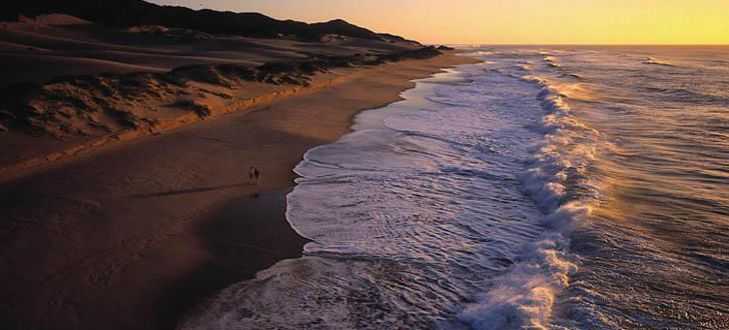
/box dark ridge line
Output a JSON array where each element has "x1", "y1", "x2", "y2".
[{"x1": 4, "y1": 0, "x2": 417, "y2": 43}]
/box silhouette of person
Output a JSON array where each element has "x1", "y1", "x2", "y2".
[{"x1": 249, "y1": 166, "x2": 261, "y2": 185}]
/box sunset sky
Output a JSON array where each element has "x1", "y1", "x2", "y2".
[{"x1": 149, "y1": 0, "x2": 729, "y2": 45}]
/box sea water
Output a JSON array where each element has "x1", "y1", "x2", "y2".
[{"x1": 183, "y1": 46, "x2": 729, "y2": 329}]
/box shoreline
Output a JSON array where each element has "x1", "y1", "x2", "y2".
[{"x1": 0, "y1": 53, "x2": 479, "y2": 329}]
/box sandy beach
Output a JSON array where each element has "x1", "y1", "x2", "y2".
[
  {"x1": 5, "y1": 1, "x2": 728, "y2": 329},
  {"x1": 0, "y1": 52, "x2": 476, "y2": 329}
]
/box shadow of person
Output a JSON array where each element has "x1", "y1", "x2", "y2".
[{"x1": 129, "y1": 182, "x2": 252, "y2": 199}]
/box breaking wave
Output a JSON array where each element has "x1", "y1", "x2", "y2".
[
  {"x1": 544, "y1": 56, "x2": 561, "y2": 68},
  {"x1": 458, "y1": 65, "x2": 603, "y2": 329},
  {"x1": 642, "y1": 56, "x2": 674, "y2": 67}
]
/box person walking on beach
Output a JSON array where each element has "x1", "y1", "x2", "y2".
[
  {"x1": 249, "y1": 166, "x2": 261, "y2": 185},
  {"x1": 249, "y1": 166, "x2": 261, "y2": 198}
]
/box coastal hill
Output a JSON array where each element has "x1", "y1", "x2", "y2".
[{"x1": 4, "y1": 0, "x2": 411, "y2": 42}]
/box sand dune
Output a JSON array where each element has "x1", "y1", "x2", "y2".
[
  {"x1": 0, "y1": 18, "x2": 440, "y2": 180},
  {"x1": 0, "y1": 16, "x2": 420, "y2": 87}
]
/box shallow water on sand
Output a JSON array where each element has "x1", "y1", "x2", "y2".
[{"x1": 183, "y1": 47, "x2": 729, "y2": 329}]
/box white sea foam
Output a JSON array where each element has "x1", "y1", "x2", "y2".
[
  {"x1": 458, "y1": 230, "x2": 579, "y2": 330},
  {"x1": 642, "y1": 56, "x2": 674, "y2": 67},
  {"x1": 464, "y1": 50, "x2": 495, "y2": 57},
  {"x1": 544, "y1": 56, "x2": 562, "y2": 68},
  {"x1": 458, "y1": 56, "x2": 602, "y2": 329}
]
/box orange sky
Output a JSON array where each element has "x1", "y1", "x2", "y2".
[{"x1": 150, "y1": 0, "x2": 729, "y2": 44}]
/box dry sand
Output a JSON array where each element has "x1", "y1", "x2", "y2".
[{"x1": 0, "y1": 53, "x2": 478, "y2": 330}]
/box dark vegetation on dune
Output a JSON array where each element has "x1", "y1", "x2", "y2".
[
  {"x1": 0, "y1": 47, "x2": 442, "y2": 137},
  {"x1": 4, "y1": 0, "x2": 412, "y2": 42}
]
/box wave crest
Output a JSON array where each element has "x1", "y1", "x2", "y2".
[
  {"x1": 544, "y1": 56, "x2": 562, "y2": 68},
  {"x1": 642, "y1": 56, "x2": 675, "y2": 67}
]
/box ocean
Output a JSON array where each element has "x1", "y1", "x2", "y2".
[{"x1": 182, "y1": 46, "x2": 729, "y2": 329}]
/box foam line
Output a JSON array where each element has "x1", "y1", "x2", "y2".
[{"x1": 459, "y1": 60, "x2": 603, "y2": 329}]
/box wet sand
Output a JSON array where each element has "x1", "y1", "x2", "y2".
[{"x1": 0, "y1": 53, "x2": 478, "y2": 330}]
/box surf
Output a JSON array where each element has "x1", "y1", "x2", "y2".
[{"x1": 182, "y1": 52, "x2": 572, "y2": 329}]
